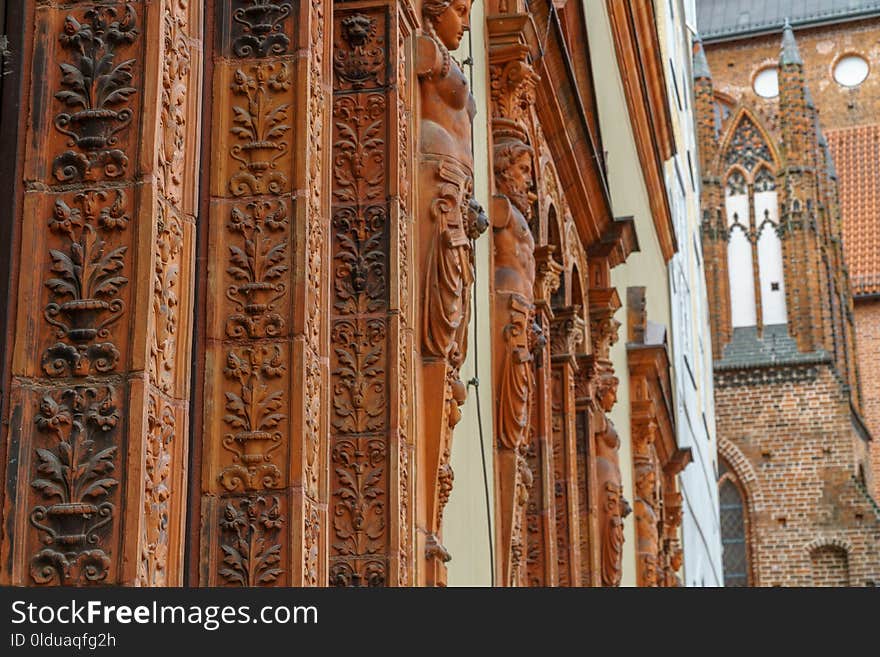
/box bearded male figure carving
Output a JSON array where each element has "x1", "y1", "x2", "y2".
[
  {"x1": 417, "y1": 0, "x2": 487, "y2": 582},
  {"x1": 594, "y1": 373, "x2": 631, "y2": 587},
  {"x1": 492, "y1": 130, "x2": 537, "y2": 586}
]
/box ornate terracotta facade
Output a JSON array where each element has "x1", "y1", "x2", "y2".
[{"x1": 0, "y1": 0, "x2": 688, "y2": 587}]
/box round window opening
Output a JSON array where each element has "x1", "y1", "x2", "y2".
[
  {"x1": 753, "y1": 67, "x2": 779, "y2": 98},
  {"x1": 834, "y1": 55, "x2": 869, "y2": 87}
]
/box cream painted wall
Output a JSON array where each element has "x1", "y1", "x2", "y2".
[
  {"x1": 444, "y1": 1, "x2": 496, "y2": 587},
  {"x1": 584, "y1": 0, "x2": 672, "y2": 588},
  {"x1": 655, "y1": 0, "x2": 723, "y2": 586}
]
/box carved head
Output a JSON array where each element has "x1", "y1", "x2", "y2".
[
  {"x1": 423, "y1": 0, "x2": 472, "y2": 51},
  {"x1": 494, "y1": 138, "x2": 535, "y2": 217},
  {"x1": 596, "y1": 372, "x2": 619, "y2": 413},
  {"x1": 634, "y1": 457, "x2": 656, "y2": 500},
  {"x1": 341, "y1": 14, "x2": 375, "y2": 47}
]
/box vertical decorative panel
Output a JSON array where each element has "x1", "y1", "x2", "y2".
[
  {"x1": 1, "y1": 0, "x2": 201, "y2": 586},
  {"x1": 199, "y1": 0, "x2": 329, "y2": 587},
  {"x1": 329, "y1": 1, "x2": 415, "y2": 587}
]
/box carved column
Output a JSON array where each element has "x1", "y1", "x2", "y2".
[
  {"x1": 549, "y1": 306, "x2": 584, "y2": 586},
  {"x1": 328, "y1": 0, "x2": 417, "y2": 587},
  {"x1": 588, "y1": 288, "x2": 629, "y2": 587},
  {"x1": 632, "y1": 418, "x2": 660, "y2": 587},
  {"x1": 1, "y1": 0, "x2": 201, "y2": 586},
  {"x1": 197, "y1": 0, "x2": 329, "y2": 587},
  {"x1": 525, "y1": 245, "x2": 562, "y2": 586},
  {"x1": 487, "y1": 12, "x2": 539, "y2": 587},
  {"x1": 415, "y1": 0, "x2": 487, "y2": 586}
]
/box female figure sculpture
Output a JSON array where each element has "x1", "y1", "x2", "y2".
[{"x1": 416, "y1": 0, "x2": 487, "y2": 585}]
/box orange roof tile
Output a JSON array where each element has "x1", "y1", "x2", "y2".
[{"x1": 827, "y1": 124, "x2": 880, "y2": 296}]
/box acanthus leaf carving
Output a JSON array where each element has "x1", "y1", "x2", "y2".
[
  {"x1": 229, "y1": 63, "x2": 292, "y2": 197},
  {"x1": 29, "y1": 386, "x2": 119, "y2": 585},
  {"x1": 219, "y1": 345, "x2": 286, "y2": 492},
  {"x1": 225, "y1": 200, "x2": 289, "y2": 339},
  {"x1": 331, "y1": 438, "x2": 386, "y2": 563},
  {"x1": 332, "y1": 93, "x2": 386, "y2": 204},
  {"x1": 331, "y1": 318, "x2": 386, "y2": 434},
  {"x1": 139, "y1": 391, "x2": 175, "y2": 587},
  {"x1": 43, "y1": 191, "x2": 130, "y2": 378},
  {"x1": 53, "y1": 3, "x2": 139, "y2": 182},
  {"x1": 219, "y1": 495, "x2": 285, "y2": 586}
]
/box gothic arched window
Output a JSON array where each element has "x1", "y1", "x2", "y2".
[
  {"x1": 722, "y1": 113, "x2": 785, "y2": 330},
  {"x1": 718, "y1": 460, "x2": 751, "y2": 587}
]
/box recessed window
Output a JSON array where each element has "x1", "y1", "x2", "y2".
[
  {"x1": 753, "y1": 67, "x2": 779, "y2": 98},
  {"x1": 834, "y1": 55, "x2": 869, "y2": 87}
]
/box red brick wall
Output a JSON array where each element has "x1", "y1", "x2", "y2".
[
  {"x1": 704, "y1": 18, "x2": 880, "y2": 135},
  {"x1": 810, "y1": 545, "x2": 850, "y2": 586},
  {"x1": 855, "y1": 299, "x2": 880, "y2": 500},
  {"x1": 715, "y1": 365, "x2": 880, "y2": 586}
]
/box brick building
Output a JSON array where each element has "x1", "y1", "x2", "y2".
[{"x1": 696, "y1": 1, "x2": 880, "y2": 585}]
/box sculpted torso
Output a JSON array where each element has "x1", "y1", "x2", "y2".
[
  {"x1": 417, "y1": 0, "x2": 476, "y2": 166},
  {"x1": 493, "y1": 141, "x2": 536, "y2": 300}
]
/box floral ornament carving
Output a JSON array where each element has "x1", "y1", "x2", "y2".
[
  {"x1": 489, "y1": 59, "x2": 538, "y2": 127},
  {"x1": 334, "y1": 13, "x2": 385, "y2": 90},
  {"x1": 331, "y1": 319, "x2": 386, "y2": 434},
  {"x1": 333, "y1": 93, "x2": 386, "y2": 204},
  {"x1": 225, "y1": 200, "x2": 289, "y2": 339},
  {"x1": 333, "y1": 206, "x2": 386, "y2": 315},
  {"x1": 329, "y1": 559, "x2": 386, "y2": 588},
  {"x1": 53, "y1": 3, "x2": 139, "y2": 182},
  {"x1": 139, "y1": 392, "x2": 175, "y2": 587},
  {"x1": 331, "y1": 438, "x2": 386, "y2": 565},
  {"x1": 43, "y1": 191, "x2": 129, "y2": 378},
  {"x1": 219, "y1": 496, "x2": 284, "y2": 586},
  {"x1": 29, "y1": 387, "x2": 119, "y2": 585},
  {"x1": 158, "y1": 0, "x2": 191, "y2": 205},
  {"x1": 232, "y1": 1, "x2": 292, "y2": 58},
  {"x1": 150, "y1": 204, "x2": 183, "y2": 393},
  {"x1": 220, "y1": 345, "x2": 286, "y2": 492},
  {"x1": 303, "y1": 503, "x2": 320, "y2": 587},
  {"x1": 229, "y1": 63, "x2": 291, "y2": 196}
]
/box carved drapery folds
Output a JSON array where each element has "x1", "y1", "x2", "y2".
[
  {"x1": 198, "y1": 0, "x2": 328, "y2": 587},
  {"x1": 1, "y1": 0, "x2": 200, "y2": 586},
  {"x1": 416, "y1": 0, "x2": 487, "y2": 586},
  {"x1": 588, "y1": 288, "x2": 629, "y2": 587},
  {"x1": 489, "y1": 33, "x2": 539, "y2": 587}
]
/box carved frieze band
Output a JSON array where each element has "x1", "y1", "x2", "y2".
[
  {"x1": 330, "y1": 5, "x2": 392, "y2": 587},
  {"x1": 204, "y1": 0, "x2": 299, "y2": 587}
]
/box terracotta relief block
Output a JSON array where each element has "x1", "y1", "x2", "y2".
[
  {"x1": 216, "y1": 493, "x2": 289, "y2": 587},
  {"x1": 22, "y1": 383, "x2": 125, "y2": 586},
  {"x1": 30, "y1": 3, "x2": 144, "y2": 186},
  {"x1": 205, "y1": 197, "x2": 294, "y2": 342},
  {"x1": 35, "y1": 190, "x2": 134, "y2": 380},
  {"x1": 2, "y1": 0, "x2": 201, "y2": 587}
]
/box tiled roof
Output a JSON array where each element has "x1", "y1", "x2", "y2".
[
  {"x1": 716, "y1": 324, "x2": 831, "y2": 369},
  {"x1": 697, "y1": 0, "x2": 880, "y2": 41},
  {"x1": 827, "y1": 124, "x2": 880, "y2": 296}
]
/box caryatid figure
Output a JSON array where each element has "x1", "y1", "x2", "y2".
[
  {"x1": 416, "y1": 0, "x2": 487, "y2": 581},
  {"x1": 594, "y1": 372, "x2": 631, "y2": 587},
  {"x1": 634, "y1": 453, "x2": 660, "y2": 587},
  {"x1": 492, "y1": 127, "x2": 537, "y2": 586}
]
